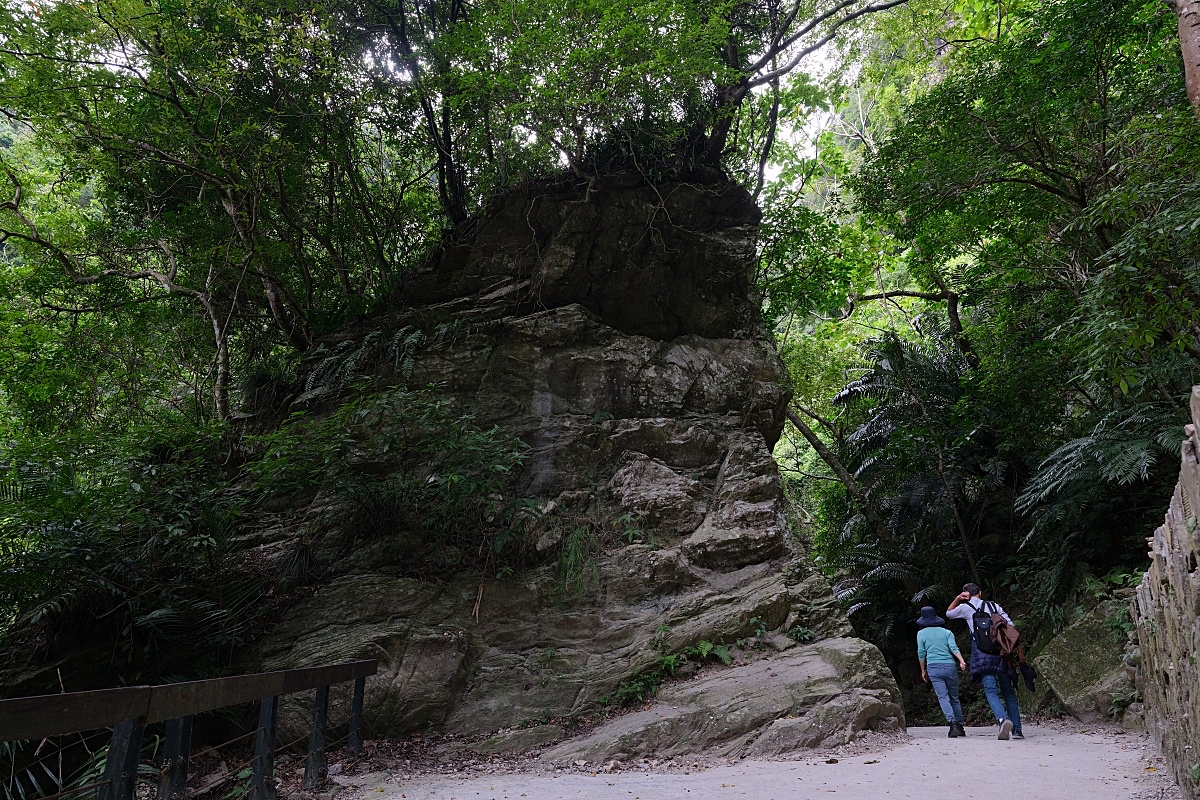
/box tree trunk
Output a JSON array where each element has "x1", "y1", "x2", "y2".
[
  {"x1": 702, "y1": 83, "x2": 749, "y2": 164},
  {"x1": 1178, "y1": 0, "x2": 1200, "y2": 113},
  {"x1": 785, "y1": 407, "x2": 865, "y2": 505},
  {"x1": 204, "y1": 301, "x2": 232, "y2": 421},
  {"x1": 929, "y1": 275, "x2": 981, "y2": 370},
  {"x1": 260, "y1": 275, "x2": 312, "y2": 352},
  {"x1": 785, "y1": 407, "x2": 921, "y2": 595}
]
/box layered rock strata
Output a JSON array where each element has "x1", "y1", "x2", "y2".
[
  {"x1": 542, "y1": 637, "x2": 902, "y2": 761},
  {"x1": 1133, "y1": 386, "x2": 1200, "y2": 799},
  {"x1": 251, "y1": 171, "x2": 902, "y2": 753}
]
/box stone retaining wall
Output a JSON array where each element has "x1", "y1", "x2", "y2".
[{"x1": 1133, "y1": 386, "x2": 1200, "y2": 799}]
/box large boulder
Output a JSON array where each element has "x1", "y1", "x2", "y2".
[
  {"x1": 399, "y1": 169, "x2": 762, "y2": 342},
  {"x1": 1032, "y1": 599, "x2": 1134, "y2": 723},
  {"x1": 541, "y1": 638, "x2": 902, "y2": 762},
  {"x1": 249, "y1": 172, "x2": 903, "y2": 754}
]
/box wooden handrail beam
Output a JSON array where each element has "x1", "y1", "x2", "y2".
[
  {"x1": 0, "y1": 660, "x2": 377, "y2": 741},
  {"x1": 144, "y1": 673, "x2": 287, "y2": 726},
  {"x1": 0, "y1": 686, "x2": 152, "y2": 742},
  {"x1": 280, "y1": 661, "x2": 375, "y2": 695}
]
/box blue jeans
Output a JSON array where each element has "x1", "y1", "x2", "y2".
[
  {"x1": 927, "y1": 662, "x2": 964, "y2": 724},
  {"x1": 982, "y1": 672, "x2": 1022, "y2": 732}
]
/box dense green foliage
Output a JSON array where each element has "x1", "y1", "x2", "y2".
[
  {"x1": 0, "y1": 0, "x2": 911, "y2": 694},
  {"x1": 0, "y1": 389, "x2": 525, "y2": 688},
  {"x1": 0, "y1": 0, "x2": 1198, "y2": 758},
  {"x1": 774, "y1": 0, "x2": 1198, "y2": 662},
  {"x1": 0, "y1": 0, "x2": 903, "y2": 423}
]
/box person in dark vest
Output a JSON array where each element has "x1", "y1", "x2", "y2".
[
  {"x1": 916, "y1": 606, "x2": 968, "y2": 737},
  {"x1": 947, "y1": 582, "x2": 1024, "y2": 740}
]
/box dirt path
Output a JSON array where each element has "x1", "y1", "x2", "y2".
[{"x1": 346, "y1": 725, "x2": 1181, "y2": 800}]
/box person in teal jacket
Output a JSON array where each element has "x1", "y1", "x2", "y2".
[{"x1": 917, "y1": 606, "x2": 968, "y2": 738}]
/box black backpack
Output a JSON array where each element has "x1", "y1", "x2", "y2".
[{"x1": 969, "y1": 600, "x2": 1002, "y2": 655}]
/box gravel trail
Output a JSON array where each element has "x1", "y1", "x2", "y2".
[{"x1": 353, "y1": 725, "x2": 1181, "y2": 800}]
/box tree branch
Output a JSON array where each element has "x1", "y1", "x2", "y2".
[
  {"x1": 928, "y1": 273, "x2": 981, "y2": 370},
  {"x1": 838, "y1": 289, "x2": 949, "y2": 320},
  {"x1": 779, "y1": 466, "x2": 843, "y2": 483},
  {"x1": 856, "y1": 289, "x2": 949, "y2": 302},
  {"x1": 785, "y1": 406, "x2": 915, "y2": 590},
  {"x1": 786, "y1": 407, "x2": 867, "y2": 506},
  {"x1": 794, "y1": 402, "x2": 840, "y2": 437},
  {"x1": 750, "y1": 0, "x2": 912, "y2": 87}
]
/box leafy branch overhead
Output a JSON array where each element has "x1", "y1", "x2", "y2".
[{"x1": 0, "y1": 0, "x2": 917, "y2": 423}]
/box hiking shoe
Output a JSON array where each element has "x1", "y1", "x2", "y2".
[
  {"x1": 998, "y1": 719, "x2": 1013, "y2": 740},
  {"x1": 1012, "y1": 731, "x2": 1024, "y2": 740},
  {"x1": 954, "y1": 722, "x2": 967, "y2": 737},
  {"x1": 948, "y1": 724, "x2": 959, "y2": 738}
]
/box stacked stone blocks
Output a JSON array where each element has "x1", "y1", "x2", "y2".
[{"x1": 1134, "y1": 386, "x2": 1200, "y2": 799}]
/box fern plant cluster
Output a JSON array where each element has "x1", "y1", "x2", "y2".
[{"x1": 791, "y1": 324, "x2": 1181, "y2": 658}]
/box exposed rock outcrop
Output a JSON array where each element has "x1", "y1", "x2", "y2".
[
  {"x1": 541, "y1": 638, "x2": 902, "y2": 762},
  {"x1": 1133, "y1": 386, "x2": 1200, "y2": 799},
  {"x1": 251, "y1": 171, "x2": 902, "y2": 753}
]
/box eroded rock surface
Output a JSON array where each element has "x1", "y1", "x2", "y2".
[{"x1": 250, "y1": 171, "x2": 902, "y2": 753}]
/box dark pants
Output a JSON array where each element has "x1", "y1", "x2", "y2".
[{"x1": 927, "y1": 662, "x2": 964, "y2": 724}]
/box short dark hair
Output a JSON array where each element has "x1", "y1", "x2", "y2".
[{"x1": 963, "y1": 582, "x2": 981, "y2": 596}]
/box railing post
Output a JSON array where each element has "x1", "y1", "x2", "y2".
[
  {"x1": 249, "y1": 696, "x2": 277, "y2": 800},
  {"x1": 347, "y1": 676, "x2": 366, "y2": 757},
  {"x1": 99, "y1": 719, "x2": 144, "y2": 800},
  {"x1": 154, "y1": 716, "x2": 192, "y2": 800},
  {"x1": 301, "y1": 685, "x2": 329, "y2": 790}
]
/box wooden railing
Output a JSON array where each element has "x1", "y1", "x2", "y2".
[{"x1": 0, "y1": 660, "x2": 377, "y2": 800}]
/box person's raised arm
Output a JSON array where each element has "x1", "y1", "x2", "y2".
[{"x1": 947, "y1": 591, "x2": 971, "y2": 613}]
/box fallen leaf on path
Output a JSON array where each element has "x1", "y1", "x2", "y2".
[
  {"x1": 826, "y1": 758, "x2": 839, "y2": 764},
  {"x1": 864, "y1": 760, "x2": 879, "y2": 764}
]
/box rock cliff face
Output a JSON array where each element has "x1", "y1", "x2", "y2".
[
  {"x1": 1133, "y1": 386, "x2": 1200, "y2": 799},
  {"x1": 250, "y1": 172, "x2": 902, "y2": 755}
]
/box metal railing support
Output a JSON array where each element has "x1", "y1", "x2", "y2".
[
  {"x1": 98, "y1": 719, "x2": 144, "y2": 800},
  {"x1": 154, "y1": 716, "x2": 192, "y2": 800},
  {"x1": 301, "y1": 686, "x2": 330, "y2": 790},
  {"x1": 347, "y1": 676, "x2": 366, "y2": 757},
  {"x1": 249, "y1": 696, "x2": 278, "y2": 800}
]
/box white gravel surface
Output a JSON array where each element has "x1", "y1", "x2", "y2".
[{"x1": 355, "y1": 725, "x2": 1181, "y2": 800}]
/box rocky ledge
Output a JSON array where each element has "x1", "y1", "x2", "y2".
[{"x1": 248, "y1": 171, "x2": 903, "y2": 754}]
